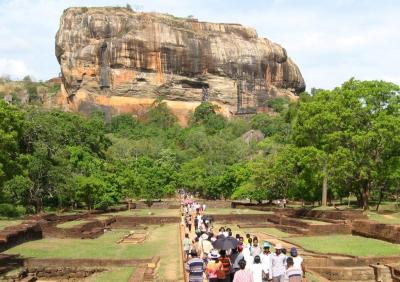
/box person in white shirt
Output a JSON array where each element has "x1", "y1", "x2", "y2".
[
  {"x1": 271, "y1": 243, "x2": 287, "y2": 282},
  {"x1": 260, "y1": 241, "x2": 272, "y2": 281},
  {"x1": 290, "y1": 247, "x2": 305, "y2": 277},
  {"x1": 196, "y1": 214, "x2": 202, "y2": 229},
  {"x1": 242, "y1": 244, "x2": 253, "y2": 270},
  {"x1": 251, "y1": 255, "x2": 264, "y2": 282}
]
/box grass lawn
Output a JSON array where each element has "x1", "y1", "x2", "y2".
[
  {"x1": 5, "y1": 224, "x2": 183, "y2": 281},
  {"x1": 105, "y1": 208, "x2": 180, "y2": 217},
  {"x1": 56, "y1": 219, "x2": 91, "y2": 229},
  {"x1": 300, "y1": 219, "x2": 332, "y2": 225},
  {"x1": 367, "y1": 212, "x2": 400, "y2": 225},
  {"x1": 0, "y1": 220, "x2": 23, "y2": 230},
  {"x1": 205, "y1": 208, "x2": 273, "y2": 215},
  {"x1": 87, "y1": 267, "x2": 135, "y2": 282},
  {"x1": 287, "y1": 234, "x2": 400, "y2": 257},
  {"x1": 94, "y1": 215, "x2": 112, "y2": 221},
  {"x1": 370, "y1": 201, "x2": 400, "y2": 212}
]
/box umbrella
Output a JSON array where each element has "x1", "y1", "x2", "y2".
[
  {"x1": 202, "y1": 215, "x2": 214, "y2": 221},
  {"x1": 212, "y1": 236, "x2": 239, "y2": 250}
]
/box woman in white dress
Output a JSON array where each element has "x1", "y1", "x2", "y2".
[{"x1": 250, "y1": 255, "x2": 264, "y2": 282}]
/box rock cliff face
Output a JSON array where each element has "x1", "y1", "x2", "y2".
[{"x1": 55, "y1": 7, "x2": 305, "y2": 124}]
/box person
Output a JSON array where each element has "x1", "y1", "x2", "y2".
[
  {"x1": 259, "y1": 241, "x2": 272, "y2": 281},
  {"x1": 250, "y1": 255, "x2": 264, "y2": 282},
  {"x1": 284, "y1": 257, "x2": 302, "y2": 282},
  {"x1": 192, "y1": 237, "x2": 202, "y2": 257},
  {"x1": 196, "y1": 213, "x2": 202, "y2": 229},
  {"x1": 243, "y1": 239, "x2": 253, "y2": 270},
  {"x1": 232, "y1": 245, "x2": 245, "y2": 275},
  {"x1": 186, "y1": 213, "x2": 192, "y2": 232},
  {"x1": 183, "y1": 233, "x2": 192, "y2": 261},
  {"x1": 210, "y1": 232, "x2": 217, "y2": 243},
  {"x1": 223, "y1": 230, "x2": 229, "y2": 238},
  {"x1": 245, "y1": 233, "x2": 251, "y2": 245},
  {"x1": 206, "y1": 250, "x2": 223, "y2": 282},
  {"x1": 250, "y1": 238, "x2": 262, "y2": 257},
  {"x1": 203, "y1": 203, "x2": 207, "y2": 211},
  {"x1": 186, "y1": 250, "x2": 206, "y2": 282},
  {"x1": 219, "y1": 250, "x2": 232, "y2": 282},
  {"x1": 271, "y1": 244, "x2": 287, "y2": 282},
  {"x1": 233, "y1": 259, "x2": 254, "y2": 282},
  {"x1": 200, "y1": 221, "x2": 207, "y2": 233},
  {"x1": 201, "y1": 233, "x2": 213, "y2": 261},
  {"x1": 282, "y1": 198, "x2": 287, "y2": 208},
  {"x1": 290, "y1": 247, "x2": 305, "y2": 278},
  {"x1": 230, "y1": 247, "x2": 240, "y2": 282},
  {"x1": 194, "y1": 217, "x2": 199, "y2": 233},
  {"x1": 246, "y1": 238, "x2": 253, "y2": 249}
]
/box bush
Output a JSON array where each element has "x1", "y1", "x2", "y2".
[
  {"x1": 266, "y1": 97, "x2": 289, "y2": 113},
  {"x1": 0, "y1": 203, "x2": 26, "y2": 218}
]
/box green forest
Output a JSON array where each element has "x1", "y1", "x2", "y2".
[{"x1": 0, "y1": 78, "x2": 399, "y2": 216}]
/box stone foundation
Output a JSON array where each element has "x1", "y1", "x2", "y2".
[{"x1": 352, "y1": 220, "x2": 400, "y2": 244}]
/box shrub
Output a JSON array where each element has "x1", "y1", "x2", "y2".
[
  {"x1": 266, "y1": 97, "x2": 289, "y2": 113},
  {"x1": 0, "y1": 203, "x2": 26, "y2": 218},
  {"x1": 126, "y1": 4, "x2": 133, "y2": 11}
]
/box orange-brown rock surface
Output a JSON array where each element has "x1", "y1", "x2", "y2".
[{"x1": 55, "y1": 7, "x2": 305, "y2": 124}]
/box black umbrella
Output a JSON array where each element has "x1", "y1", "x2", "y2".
[
  {"x1": 202, "y1": 215, "x2": 214, "y2": 221},
  {"x1": 212, "y1": 236, "x2": 239, "y2": 250}
]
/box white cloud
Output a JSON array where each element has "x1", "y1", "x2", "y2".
[{"x1": 0, "y1": 58, "x2": 31, "y2": 79}]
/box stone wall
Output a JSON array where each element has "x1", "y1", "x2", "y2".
[
  {"x1": 352, "y1": 220, "x2": 400, "y2": 243},
  {"x1": 212, "y1": 213, "x2": 274, "y2": 223},
  {"x1": 134, "y1": 200, "x2": 180, "y2": 209},
  {"x1": 42, "y1": 217, "x2": 115, "y2": 239},
  {"x1": 0, "y1": 222, "x2": 42, "y2": 252},
  {"x1": 111, "y1": 216, "x2": 180, "y2": 228},
  {"x1": 24, "y1": 258, "x2": 150, "y2": 268}
]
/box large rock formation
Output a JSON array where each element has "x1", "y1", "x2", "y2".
[{"x1": 55, "y1": 7, "x2": 305, "y2": 124}]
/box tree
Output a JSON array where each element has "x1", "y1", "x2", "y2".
[
  {"x1": 293, "y1": 79, "x2": 400, "y2": 209},
  {"x1": 22, "y1": 75, "x2": 33, "y2": 83},
  {"x1": 146, "y1": 99, "x2": 177, "y2": 129},
  {"x1": 0, "y1": 101, "x2": 24, "y2": 186},
  {"x1": 266, "y1": 96, "x2": 290, "y2": 113},
  {"x1": 192, "y1": 102, "x2": 219, "y2": 123},
  {"x1": 126, "y1": 3, "x2": 133, "y2": 11},
  {"x1": 3, "y1": 175, "x2": 33, "y2": 208},
  {"x1": 76, "y1": 175, "x2": 106, "y2": 210}
]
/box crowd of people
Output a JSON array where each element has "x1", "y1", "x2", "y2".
[{"x1": 181, "y1": 196, "x2": 306, "y2": 282}]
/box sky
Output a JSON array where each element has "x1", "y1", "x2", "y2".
[{"x1": 0, "y1": 0, "x2": 399, "y2": 90}]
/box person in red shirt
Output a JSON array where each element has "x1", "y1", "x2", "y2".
[{"x1": 219, "y1": 250, "x2": 232, "y2": 282}]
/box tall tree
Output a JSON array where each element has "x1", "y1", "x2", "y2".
[{"x1": 293, "y1": 79, "x2": 400, "y2": 209}]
